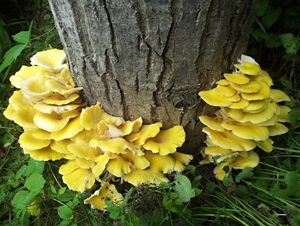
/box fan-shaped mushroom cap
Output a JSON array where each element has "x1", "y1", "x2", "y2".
[
  {"x1": 59, "y1": 160, "x2": 95, "y2": 192},
  {"x1": 199, "y1": 88, "x2": 232, "y2": 107},
  {"x1": 199, "y1": 115, "x2": 224, "y2": 132},
  {"x1": 277, "y1": 105, "x2": 291, "y2": 122},
  {"x1": 30, "y1": 49, "x2": 66, "y2": 72},
  {"x1": 19, "y1": 131, "x2": 51, "y2": 150},
  {"x1": 256, "y1": 138, "x2": 274, "y2": 153},
  {"x1": 268, "y1": 123, "x2": 289, "y2": 136},
  {"x1": 84, "y1": 182, "x2": 123, "y2": 210},
  {"x1": 172, "y1": 152, "x2": 193, "y2": 172},
  {"x1": 106, "y1": 156, "x2": 131, "y2": 177},
  {"x1": 231, "y1": 81, "x2": 261, "y2": 93},
  {"x1": 68, "y1": 141, "x2": 101, "y2": 160},
  {"x1": 204, "y1": 146, "x2": 232, "y2": 156},
  {"x1": 221, "y1": 121, "x2": 269, "y2": 141},
  {"x1": 92, "y1": 154, "x2": 110, "y2": 178},
  {"x1": 229, "y1": 98, "x2": 249, "y2": 109},
  {"x1": 234, "y1": 55, "x2": 261, "y2": 76},
  {"x1": 124, "y1": 169, "x2": 168, "y2": 186},
  {"x1": 145, "y1": 151, "x2": 176, "y2": 173},
  {"x1": 23, "y1": 146, "x2": 65, "y2": 161},
  {"x1": 213, "y1": 160, "x2": 231, "y2": 180},
  {"x1": 241, "y1": 81, "x2": 270, "y2": 101},
  {"x1": 122, "y1": 152, "x2": 150, "y2": 170},
  {"x1": 216, "y1": 85, "x2": 237, "y2": 97},
  {"x1": 202, "y1": 127, "x2": 256, "y2": 151},
  {"x1": 126, "y1": 122, "x2": 162, "y2": 144},
  {"x1": 230, "y1": 151, "x2": 259, "y2": 169},
  {"x1": 42, "y1": 93, "x2": 80, "y2": 105},
  {"x1": 143, "y1": 126, "x2": 185, "y2": 155},
  {"x1": 224, "y1": 73, "x2": 250, "y2": 84},
  {"x1": 270, "y1": 89, "x2": 290, "y2": 102},
  {"x1": 50, "y1": 117, "x2": 84, "y2": 140}
]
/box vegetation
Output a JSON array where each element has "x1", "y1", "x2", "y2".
[{"x1": 0, "y1": 0, "x2": 299, "y2": 225}]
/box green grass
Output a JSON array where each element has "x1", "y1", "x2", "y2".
[{"x1": 0, "y1": 0, "x2": 300, "y2": 225}]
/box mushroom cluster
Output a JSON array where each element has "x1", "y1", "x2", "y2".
[
  {"x1": 198, "y1": 55, "x2": 290, "y2": 180},
  {"x1": 4, "y1": 49, "x2": 192, "y2": 210}
]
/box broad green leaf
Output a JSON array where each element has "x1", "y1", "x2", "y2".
[
  {"x1": 261, "y1": 6, "x2": 281, "y2": 29},
  {"x1": 12, "y1": 190, "x2": 37, "y2": 210},
  {"x1": 288, "y1": 107, "x2": 300, "y2": 128},
  {"x1": 279, "y1": 33, "x2": 300, "y2": 55},
  {"x1": 235, "y1": 168, "x2": 254, "y2": 182},
  {"x1": 58, "y1": 205, "x2": 73, "y2": 220},
  {"x1": 174, "y1": 174, "x2": 196, "y2": 203},
  {"x1": 106, "y1": 200, "x2": 122, "y2": 220},
  {"x1": 23, "y1": 159, "x2": 45, "y2": 176},
  {"x1": 255, "y1": 0, "x2": 269, "y2": 17},
  {"x1": 0, "y1": 44, "x2": 25, "y2": 73},
  {"x1": 24, "y1": 172, "x2": 46, "y2": 192},
  {"x1": 12, "y1": 31, "x2": 30, "y2": 45}
]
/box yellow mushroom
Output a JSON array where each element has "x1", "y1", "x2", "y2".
[
  {"x1": 230, "y1": 151, "x2": 259, "y2": 169},
  {"x1": 124, "y1": 169, "x2": 168, "y2": 186},
  {"x1": 223, "y1": 73, "x2": 250, "y2": 84},
  {"x1": 84, "y1": 182, "x2": 123, "y2": 210},
  {"x1": 143, "y1": 125, "x2": 185, "y2": 155},
  {"x1": 199, "y1": 115, "x2": 224, "y2": 132},
  {"x1": 30, "y1": 49, "x2": 66, "y2": 72}
]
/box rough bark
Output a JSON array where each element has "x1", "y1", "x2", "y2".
[{"x1": 48, "y1": 0, "x2": 255, "y2": 151}]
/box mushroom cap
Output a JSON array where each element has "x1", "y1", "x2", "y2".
[
  {"x1": 42, "y1": 93, "x2": 80, "y2": 105},
  {"x1": 277, "y1": 105, "x2": 291, "y2": 122},
  {"x1": 213, "y1": 160, "x2": 231, "y2": 180},
  {"x1": 11, "y1": 107, "x2": 37, "y2": 129},
  {"x1": 59, "y1": 160, "x2": 95, "y2": 192},
  {"x1": 33, "y1": 102, "x2": 80, "y2": 114},
  {"x1": 84, "y1": 182, "x2": 123, "y2": 210},
  {"x1": 106, "y1": 156, "x2": 131, "y2": 177},
  {"x1": 124, "y1": 169, "x2": 168, "y2": 187},
  {"x1": 199, "y1": 88, "x2": 232, "y2": 107},
  {"x1": 90, "y1": 137, "x2": 139, "y2": 154},
  {"x1": 31, "y1": 129, "x2": 51, "y2": 140},
  {"x1": 224, "y1": 73, "x2": 250, "y2": 85},
  {"x1": 216, "y1": 84, "x2": 237, "y2": 97},
  {"x1": 30, "y1": 49, "x2": 66, "y2": 72},
  {"x1": 143, "y1": 125, "x2": 185, "y2": 155},
  {"x1": 230, "y1": 151, "x2": 259, "y2": 169},
  {"x1": 256, "y1": 138, "x2": 274, "y2": 153},
  {"x1": 221, "y1": 121, "x2": 269, "y2": 141},
  {"x1": 270, "y1": 89, "x2": 290, "y2": 102},
  {"x1": 117, "y1": 117, "x2": 143, "y2": 136},
  {"x1": 126, "y1": 122, "x2": 162, "y2": 144},
  {"x1": 258, "y1": 70, "x2": 273, "y2": 86},
  {"x1": 50, "y1": 116, "x2": 84, "y2": 140},
  {"x1": 145, "y1": 151, "x2": 176, "y2": 173},
  {"x1": 204, "y1": 146, "x2": 232, "y2": 156},
  {"x1": 268, "y1": 123, "x2": 289, "y2": 136},
  {"x1": 216, "y1": 79, "x2": 230, "y2": 86},
  {"x1": 10, "y1": 66, "x2": 47, "y2": 89},
  {"x1": 229, "y1": 98, "x2": 249, "y2": 110},
  {"x1": 75, "y1": 158, "x2": 95, "y2": 169},
  {"x1": 234, "y1": 59, "x2": 261, "y2": 76},
  {"x1": 23, "y1": 146, "x2": 65, "y2": 161},
  {"x1": 243, "y1": 100, "x2": 267, "y2": 112},
  {"x1": 122, "y1": 152, "x2": 150, "y2": 170},
  {"x1": 68, "y1": 141, "x2": 101, "y2": 160},
  {"x1": 80, "y1": 103, "x2": 105, "y2": 130},
  {"x1": 92, "y1": 154, "x2": 110, "y2": 178},
  {"x1": 224, "y1": 100, "x2": 277, "y2": 124},
  {"x1": 172, "y1": 152, "x2": 193, "y2": 172},
  {"x1": 33, "y1": 110, "x2": 79, "y2": 132},
  {"x1": 231, "y1": 81, "x2": 261, "y2": 93},
  {"x1": 199, "y1": 115, "x2": 224, "y2": 132},
  {"x1": 202, "y1": 127, "x2": 256, "y2": 151},
  {"x1": 19, "y1": 131, "x2": 51, "y2": 150},
  {"x1": 241, "y1": 81, "x2": 270, "y2": 101},
  {"x1": 50, "y1": 139, "x2": 73, "y2": 154}
]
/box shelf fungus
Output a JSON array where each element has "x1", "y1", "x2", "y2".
[
  {"x1": 4, "y1": 49, "x2": 192, "y2": 211},
  {"x1": 199, "y1": 54, "x2": 291, "y2": 180}
]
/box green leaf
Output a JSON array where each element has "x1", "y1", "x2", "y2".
[
  {"x1": 106, "y1": 200, "x2": 122, "y2": 220},
  {"x1": 12, "y1": 190, "x2": 37, "y2": 211},
  {"x1": 24, "y1": 172, "x2": 46, "y2": 192},
  {"x1": 264, "y1": 33, "x2": 280, "y2": 48},
  {"x1": 255, "y1": 0, "x2": 269, "y2": 17},
  {"x1": 23, "y1": 159, "x2": 45, "y2": 176},
  {"x1": 261, "y1": 6, "x2": 281, "y2": 29},
  {"x1": 58, "y1": 205, "x2": 73, "y2": 220},
  {"x1": 0, "y1": 44, "x2": 25, "y2": 73},
  {"x1": 174, "y1": 174, "x2": 196, "y2": 203},
  {"x1": 12, "y1": 31, "x2": 30, "y2": 45},
  {"x1": 235, "y1": 168, "x2": 254, "y2": 183},
  {"x1": 288, "y1": 107, "x2": 300, "y2": 128},
  {"x1": 279, "y1": 33, "x2": 300, "y2": 55}
]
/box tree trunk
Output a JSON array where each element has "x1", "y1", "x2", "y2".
[{"x1": 48, "y1": 0, "x2": 255, "y2": 150}]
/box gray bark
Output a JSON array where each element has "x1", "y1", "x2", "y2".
[{"x1": 48, "y1": 0, "x2": 255, "y2": 150}]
